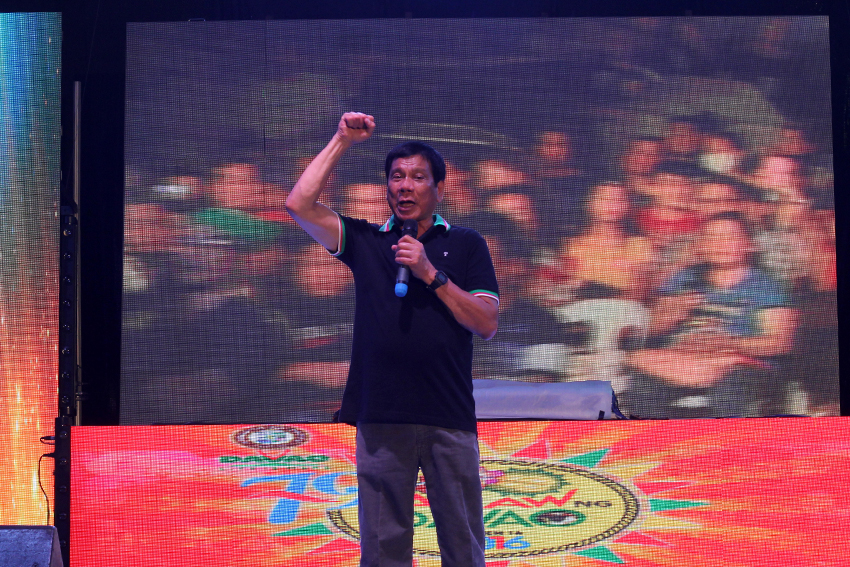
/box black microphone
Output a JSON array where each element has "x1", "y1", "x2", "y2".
[{"x1": 395, "y1": 219, "x2": 418, "y2": 297}]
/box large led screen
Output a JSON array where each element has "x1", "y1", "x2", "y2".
[
  {"x1": 0, "y1": 12, "x2": 61, "y2": 524},
  {"x1": 72, "y1": 418, "x2": 850, "y2": 566},
  {"x1": 122, "y1": 18, "x2": 837, "y2": 424}
]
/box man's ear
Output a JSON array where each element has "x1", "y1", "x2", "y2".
[{"x1": 437, "y1": 180, "x2": 445, "y2": 203}]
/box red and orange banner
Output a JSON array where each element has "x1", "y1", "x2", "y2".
[{"x1": 72, "y1": 418, "x2": 849, "y2": 566}]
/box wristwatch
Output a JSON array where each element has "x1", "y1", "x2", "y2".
[{"x1": 426, "y1": 270, "x2": 449, "y2": 292}]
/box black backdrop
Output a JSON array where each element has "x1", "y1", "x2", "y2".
[{"x1": 6, "y1": 0, "x2": 849, "y2": 424}]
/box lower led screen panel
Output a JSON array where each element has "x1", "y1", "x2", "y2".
[{"x1": 71, "y1": 419, "x2": 847, "y2": 566}]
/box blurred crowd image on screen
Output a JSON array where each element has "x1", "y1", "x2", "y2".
[
  {"x1": 123, "y1": 111, "x2": 838, "y2": 420},
  {"x1": 122, "y1": 17, "x2": 838, "y2": 422}
]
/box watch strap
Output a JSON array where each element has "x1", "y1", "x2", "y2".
[{"x1": 427, "y1": 270, "x2": 448, "y2": 292}]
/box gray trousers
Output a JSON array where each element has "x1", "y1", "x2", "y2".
[{"x1": 355, "y1": 423, "x2": 486, "y2": 567}]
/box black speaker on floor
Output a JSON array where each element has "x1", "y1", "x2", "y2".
[{"x1": 0, "y1": 526, "x2": 64, "y2": 567}]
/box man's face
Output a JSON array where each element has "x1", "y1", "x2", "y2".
[
  {"x1": 701, "y1": 219, "x2": 751, "y2": 268},
  {"x1": 694, "y1": 182, "x2": 737, "y2": 218},
  {"x1": 344, "y1": 183, "x2": 390, "y2": 224},
  {"x1": 296, "y1": 243, "x2": 353, "y2": 297},
  {"x1": 754, "y1": 156, "x2": 803, "y2": 193},
  {"x1": 589, "y1": 183, "x2": 629, "y2": 223},
  {"x1": 208, "y1": 163, "x2": 267, "y2": 211},
  {"x1": 387, "y1": 154, "x2": 444, "y2": 223},
  {"x1": 488, "y1": 192, "x2": 537, "y2": 233},
  {"x1": 654, "y1": 173, "x2": 692, "y2": 206},
  {"x1": 125, "y1": 203, "x2": 180, "y2": 254},
  {"x1": 666, "y1": 122, "x2": 700, "y2": 156},
  {"x1": 622, "y1": 140, "x2": 661, "y2": 176},
  {"x1": 536, "y1": 131, "x2": 572, "y2": 163},
  {"x1": 442, "y1": 162, "x2": 476, "y2": 216},
  {"x1": 474, "y1": 159, "x2": 527, "y2": 190}
]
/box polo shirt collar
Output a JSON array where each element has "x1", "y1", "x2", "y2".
[{"x1": 379, "y1": 213, "x2": 451, "y2": 232}]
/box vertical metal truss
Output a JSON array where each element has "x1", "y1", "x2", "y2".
[
  {"x1": 55, "y1": 79, "x2": 82, "y2": 566},
  {"x1": 55, "y1": 205, "x2": 77, "y2": 566}
]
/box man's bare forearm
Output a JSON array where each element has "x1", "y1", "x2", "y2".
[
  {"x1": 286, "y1": 113, "x2": 375, "y2": 250},
  {"x1": 434, "y1": 280, "x2": 499, "y2": 340},
  {"x1": 731, "y1": 335, "x2": 791, "y2": 358},
  {"x1": 733, "y1": 307, "x2": 797, "y2": 358},
  {"x1": 423, "y1": 260, "x2": 497, "y2": 340},
  {"x1": 647, "y1": 293, "x2": 702, "y2": 336},
  {"x1": 286, "y1": 133, "x2": 351, "y2": 216},
  {"x1": 393, "y1": 236, "x2": 499, "y2": 340}
]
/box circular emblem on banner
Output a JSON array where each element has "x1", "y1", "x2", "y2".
[
  {"x1": 328, "y1": 458, "x2": 639, "y2": 558},
  {"x1": 231, "y1": 425, "x2": 308, "y2": 450}
]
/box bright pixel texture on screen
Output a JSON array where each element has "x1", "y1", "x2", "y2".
[
  {"x1": 122, "y1": 18, "x2": 837, "y2": 424},
  {"x1": 0, "y1": 12, "x2": 61, "y2": 524}
]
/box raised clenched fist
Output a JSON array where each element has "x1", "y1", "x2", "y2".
[{"x1": 337, "y1": 112, "x2": 375, "y2": 144}]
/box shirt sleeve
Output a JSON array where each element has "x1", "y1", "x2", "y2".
[
  {"x1": 330, "y1": 214, "x2": 372, "y2": 269},
  {"x1": 328, "y1": 213, "x2": 347, "y2": 258},
  {"x1": 658, "y1": 264, "x2": 710, "y2": 296},
  {"x1": 462, "y1": 231, "x2": 500, "y2": 304},
  {"x1": 658, "y1": 267, "x2": 694, "y2": 296},
  {"x1": 753, "y1": 272, "x2": 791, "y2": 309}
]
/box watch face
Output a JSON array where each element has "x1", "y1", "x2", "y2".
[{"x1": 430, "y1": 271, "x2": 448, "y2": 291}]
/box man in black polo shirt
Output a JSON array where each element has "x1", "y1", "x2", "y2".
[{"x1": 286, "y1": 112, "x2": 498, "y2": 567}]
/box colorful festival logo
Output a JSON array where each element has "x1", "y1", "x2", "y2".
[
  {"x1": 330, "y1": 458, "x2": 642, "y2": 559},
  {"x1": 222, "y1": 427, "x2": 710, "y2": 565}
]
